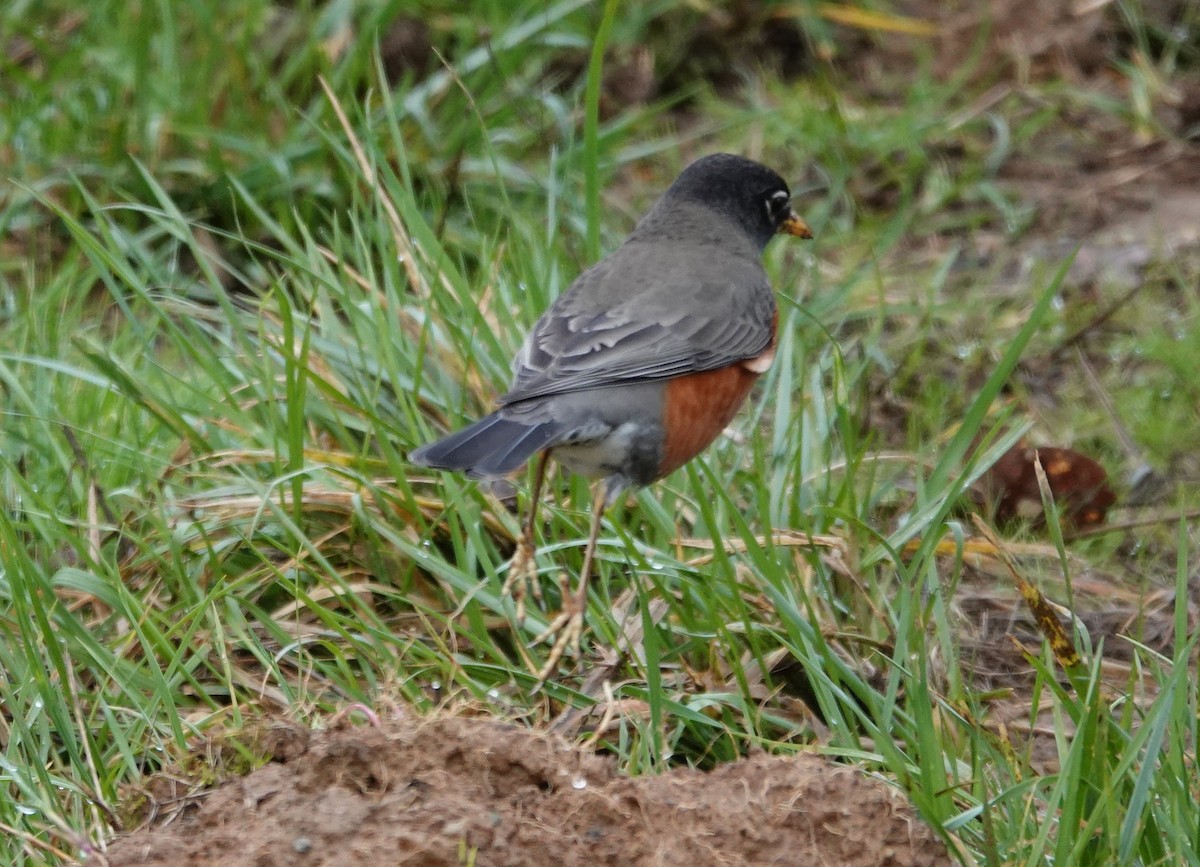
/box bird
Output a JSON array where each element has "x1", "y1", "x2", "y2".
[{"x1": 410, "y1": 153, "x2": 811, "y2": 681}]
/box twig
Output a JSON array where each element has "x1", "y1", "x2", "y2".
[{"x1": 1065, "y1": 507, "x2": 1200, "y2": 542}]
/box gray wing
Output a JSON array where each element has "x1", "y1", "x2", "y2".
[{"x1": 499, "y1": 245, "x2": 776, "y2": 406}]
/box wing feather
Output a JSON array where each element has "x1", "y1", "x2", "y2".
[{"x1": 499, "y1": 244, "x2": 776, "y2": 406}]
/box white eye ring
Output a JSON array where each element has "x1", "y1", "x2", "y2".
[{"x1": 765, "y1": 190, "x2": 791, "y2": 219}]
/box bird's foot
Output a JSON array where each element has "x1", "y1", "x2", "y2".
[
  {"x1": 502, "y1": 529, "x2": 543, "y2": 624},
  {"x1": 531, "y1": 572, "x2": 586, "y2": 687}
]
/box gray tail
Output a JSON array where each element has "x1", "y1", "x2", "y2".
[{"x1": 409, "y1": 413, "x2": 564, "y2": 479}]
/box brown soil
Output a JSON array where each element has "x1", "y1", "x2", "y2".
[{"x1": 106, "y1": 715, "x2": 951, "y2": 867}]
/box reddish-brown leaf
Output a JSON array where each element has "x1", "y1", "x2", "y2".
[{"x1": 981, "y1": 442, "x2": 1116, "y2": 529}]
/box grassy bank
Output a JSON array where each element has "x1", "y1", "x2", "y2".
[{"x1": 2, "y1": 1, "x2": 1198, "y2": 863}]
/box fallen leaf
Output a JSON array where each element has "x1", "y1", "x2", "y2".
[{"x1": 979, "y1": 442, "x2": 1116, "y2": 529}]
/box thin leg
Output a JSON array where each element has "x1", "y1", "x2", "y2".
[
  {"x1": 533, "y1": 481, "x2": 607, "y2": 685},
  {"x1": 503, "y1": 450, "x2": 550, "y2": 623}
]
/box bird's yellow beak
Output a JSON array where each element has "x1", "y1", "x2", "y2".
[{"x1": 779, "y1": 210, "x2": 813, "y2": 239}]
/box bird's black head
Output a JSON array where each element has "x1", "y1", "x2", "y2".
[{"x1": 661, "y1": 153, "x2": 811, "y2": 249}]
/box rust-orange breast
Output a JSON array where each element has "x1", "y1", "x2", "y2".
[
  {"x1": 656, "y1": 311, "x2": 777, "y2": 479},
  {"x1": 657, "y1": 365, "x2": 759, "y2": 478}
]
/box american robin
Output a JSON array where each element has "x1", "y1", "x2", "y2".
[{"x1": 411, "y1": 153, "x2": 811, "y2": 680}]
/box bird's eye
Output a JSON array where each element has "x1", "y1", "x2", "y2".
[{"x1": 764, "y1": 189, "x2": 791, "y2": 220}]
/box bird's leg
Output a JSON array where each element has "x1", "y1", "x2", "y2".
[
  {"x1": 533, "y1": 480, "x2": 608, "y2": 685},
  {"x1": 503, "y1": 450, "x2": 550, "y2": 623}
]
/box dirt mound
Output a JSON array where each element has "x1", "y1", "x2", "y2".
[{"x1": 107, "y1": 715, "x2": 950, "y2": 867}]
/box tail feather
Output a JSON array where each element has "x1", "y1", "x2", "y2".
[{"x1": 409, "y1": 413, "x2": 563, "y2": 479}]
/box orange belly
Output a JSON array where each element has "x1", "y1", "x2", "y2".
[{"x1": 657, "y1": 364, "x2": 760, "y2": 478}]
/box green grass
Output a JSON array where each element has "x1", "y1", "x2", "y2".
[{"x1": 2, "y1": 1, "x2": 1199, "y2": 864}]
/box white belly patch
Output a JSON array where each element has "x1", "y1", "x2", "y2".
[{"x1": 552, "y1": 421, "x2": 641, "y2": 479}]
